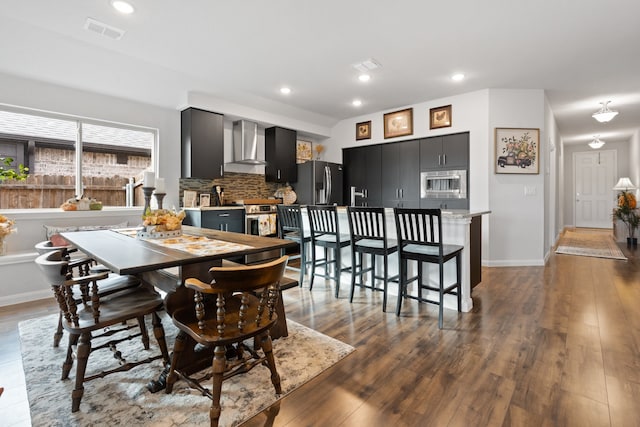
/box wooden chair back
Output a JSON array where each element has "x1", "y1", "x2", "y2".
[
  {"x1": 276, "y1": 204, "x2": 304, "y2": 237},
  {"x1": 347, "y1": 206, "x2": 389, "y2": 246},
  {"x1": 394, "y1": 208, "x2": 445, "y2": 257},
  {"x1": 307, "y1": 205, "x2": 341, "y2": 239}
]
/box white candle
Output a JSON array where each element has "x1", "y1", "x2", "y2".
[
  {"x1": 144, "y1": 171, "x2": 155, "y2": 188},
  {"x1": 155, "y1": 178, "x2": 165, "y2": 193}
]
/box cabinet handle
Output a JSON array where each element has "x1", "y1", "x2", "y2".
[
  {"x1": 443, "y1": 154, "x2": 446, "y2": 165},
  {"x1": 400, "y1": 188, "x2": 403, "y2": 198},
  {"x1": 220, "y1": 165, "x2": 223, "y2": 176},
  {"x1": 218, "y1": 213, "x2": 230, "y2": 217},
  {"x1": 277, "y1": 169, "x2": 281, "y2": 180},
  {"x1": 438, "y1": 154, "x2": 442, "y2": 165},
  {"x1": 364, "y1": 189, "x2": 368, "y2": 198}
]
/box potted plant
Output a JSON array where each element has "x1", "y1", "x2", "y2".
[
  {"x1": 0, "y1": 156, "x2": 29, "y2": 181},
  {"x1": 613, "y1": 190, "x2": 639, "y2": 247}
]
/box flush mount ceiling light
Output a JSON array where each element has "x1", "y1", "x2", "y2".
[
  {"x1": 110, "y1": 0, "x2": 135, "y2": 14},
  {"x1": 352, "y1": 99, "x2": 362, "y2": 107},
  {"x1": 280, "y1": 87, "x2": 291, "y2": 95},
  {"x1": 592, "y1": 101, "x2": 619, "y2": 123},
  {"x1": 353, "y1": 58, "x2": 382, "y2": 73},
  {"x1": 451, "y1": 73, "x2": 465, "y2": 81},
  {"x1": 588, "y1": 135, "x2": 605, "y2": 149},
  {"x1": 358, "y1": 74, "x2": 371, "y2": 82}
]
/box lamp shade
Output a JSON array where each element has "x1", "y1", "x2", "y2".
[
  {"x1": 592, "y1": 101, "x2": 619, "y2": 123},
  {"x1": 613, "y1": 177, "x2": 636, "y2": 191},
  {"x1": 588, "y1": 136, "x2": 605, "y2": 149}
]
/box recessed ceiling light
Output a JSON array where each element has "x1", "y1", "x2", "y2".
[
  {"x1": 451, "y1": 73, "x2": 465, "y2": 81},
  {"x1": 352, "y1": 99, "x2": 362, "y2": 107},
  {"x1": 111, "y1": 0, "x2": 135, "y2": 14},
  {"x1": 358, "y1": 74, "x2": 371, "y2": 82},
  {"x1": 280, "y1": 87, "x2": 291, "y2": 95}
]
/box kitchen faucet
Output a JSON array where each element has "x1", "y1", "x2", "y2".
[{"x1": 350, "y1": 186, "x2": 367, "y2": 206}]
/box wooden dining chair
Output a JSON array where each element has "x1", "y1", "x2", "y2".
[
  {"x1": 165, "y1": 255, "x2": 289, "y2": 427},
  {"x1": 394, "y1": 208, "x2": 463, "y2": 328},
  {"x1": 35, "y1": 241, "x2": 141, "y2": 347},
  {"x1": 35, "y1": 250, "x2": 170, "y2": 412}
]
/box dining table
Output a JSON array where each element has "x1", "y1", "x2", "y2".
[{"x1": 61, "y1": 225, "x2": 297, "y2": 391}]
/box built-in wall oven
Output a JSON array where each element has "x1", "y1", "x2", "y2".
[
  {"x1": 243, "y1": 204, "x2": 281, "y2": 264},
  {"x1": 420, "y1": 169, "x2": 468, "y2": 209}
]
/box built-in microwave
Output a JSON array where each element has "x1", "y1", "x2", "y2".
[{"x1": 420, "y1": 170, "x2": 467, "y2": 199}]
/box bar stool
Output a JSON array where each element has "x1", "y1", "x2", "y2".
[
  {"x1": 346, "y1": 206, "x2": 398, "y2": 311},
  {"x1": 307, "y1": 205, "x2": 351, "y2": 298},
  {"x1": 394, "y1": 208, "x2": 463, "y2": 328},
  {"x1": 276, "y1": 204, "x2": 311, "y2": 286}
]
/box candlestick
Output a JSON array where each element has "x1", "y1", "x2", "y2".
[
  {"x1": 154, "y1": 177, "x2": 165, "y2": 193},
  {"x1": 143, "y1": 171, "x2": 155, "y2": 188},
  {"x1": 154, "y1": 192, "x2": 166, "y2": 210},
  {"x1": 142, "y1": 186, "x2": 155, "y2": 217}
]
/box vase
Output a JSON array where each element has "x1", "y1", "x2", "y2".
[{"x1": 0, "y1": 237, "x2": 5, "y2": 255}]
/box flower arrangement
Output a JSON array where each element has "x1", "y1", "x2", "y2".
[
  {"x1": 142, "y1": 208, "x2": 185, "y2": 231},
  {"x1": 0, "y1": 214, "x2": 16, "y2": 238},
  {"x1": 314, "y1": 144, "x2": 325, "y2": 160},
  {"x1": 613, "y1": 190, "x2": 639, "y2": 241}
]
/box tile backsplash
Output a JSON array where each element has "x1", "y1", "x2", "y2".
[{"x1": 179, "y1": 172, "x2": 281, "y2": 206}]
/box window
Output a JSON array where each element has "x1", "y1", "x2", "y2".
[{"x1": 0, "y1": 106, "x2": 156, "y2": 209}]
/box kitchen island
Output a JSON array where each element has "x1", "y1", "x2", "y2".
[{"x1": 302, "y1": 207, "x2": 489, "y2": 313}]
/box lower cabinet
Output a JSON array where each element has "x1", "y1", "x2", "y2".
[{"x1": 183, "y1": 209, "x2": 245, "y2": 233}]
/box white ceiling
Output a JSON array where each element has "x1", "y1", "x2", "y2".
[{"x1": 1, "y1": 0, "x2": 639, "y2": 146}]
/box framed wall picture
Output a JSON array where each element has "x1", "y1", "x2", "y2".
[
  {"x1": 429, "y1": 105, "x2": 452, "y2": 129},
  {"x1": 495, "y1": 127, "x2": 540, "y2": 174},
  {"x1": 383, "y1": 108, "x2": 413, "y2": 139},
  {"x1": 356, "y1": 121, "x2": 371, "y2": 140},
  {"x1": 183, "y1": 190, "x2": 197, "y2": 208},
  {"x1": 296, "y1": 140, "x2": 312, "y2": 163},
  {"x1": 199, "y1": 193, "x2": 210, "y2": 207}
]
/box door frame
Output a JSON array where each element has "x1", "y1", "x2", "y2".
[{"x1": 572, "y1": 149, "x2": 617, "y2": 228}]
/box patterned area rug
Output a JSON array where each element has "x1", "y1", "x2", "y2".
[
  {"x1": 19, "y1": 313, "x2": 354, "y2": 426},
  {"x1": 555, "y1": 228, "x2": 626, "y2": 260}
]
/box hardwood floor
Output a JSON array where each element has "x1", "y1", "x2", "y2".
[{"x1": 1, "y1": 244, "x2": 639, "y2": 426}]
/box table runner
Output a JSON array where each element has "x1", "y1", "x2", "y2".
[{"x1": 114, "y1": 228, "x2": 254, "y2": 256}]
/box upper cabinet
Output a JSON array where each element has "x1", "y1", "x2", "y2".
[
  {"x1": 265, "y1": 127, "x2": 297, "y2": 183},
  {"x1": 343, "y1": 144, "x2": 382, "y2": 207},
  {"x1": 181, "y1": 107, "x2": 224, "y2": 179},
  {"x1": 420, "y1": 132, "x2": 469, "y2": 170}
]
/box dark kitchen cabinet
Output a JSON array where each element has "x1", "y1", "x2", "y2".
[
  {"x1": 382, "y1": 140, "x2": 420, "y2": 208},
  {"x1": 183, "y1": 209, "x2": 245, "y2": 233},
  {"x1": 265, "y1": 127, "x2": 297, "y2": 183},
  {"x1": 181, "y1": 107, "x2": 224, "y2": 179},
  {"x1": 420, "y1": 132, "x2": 469, "y2": 170},
  {"x1": 343, "y1": 144, "x2": 382, "y2": 206}
]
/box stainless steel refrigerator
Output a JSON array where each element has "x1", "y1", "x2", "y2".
[{"x1": 294, "y1": 160, "x2": 343, "y2": 205}]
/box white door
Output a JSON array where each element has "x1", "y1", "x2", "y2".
[{"x1": 574, "y1": 150, "x2": 616, "y2": 228}]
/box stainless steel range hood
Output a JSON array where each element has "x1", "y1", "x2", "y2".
[{"x1": 232, "y1": 120, "x2": 267, "y2": 165}]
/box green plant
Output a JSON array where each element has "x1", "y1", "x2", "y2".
[
  {"x1": 0, "y1": 157, "x2": 29, "y2": 181},
  {"x1": 613, "y1": 190, "x2": 639, "y2": 239}
]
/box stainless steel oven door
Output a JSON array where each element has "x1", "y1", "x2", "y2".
[
  {"x1": 245, "y1": 213, "x2": 281, "y2": 264},
  {"x1": 420, "y1": 170, "x2": 467, "y2": 199}
]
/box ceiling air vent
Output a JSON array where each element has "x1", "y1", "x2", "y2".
[{"x1": 84, "y1": 17, "x2": 125, "y2": 40}]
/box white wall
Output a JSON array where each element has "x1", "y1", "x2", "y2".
[
  {"x1": 544, "y1": 96, "x2": 561, "y2": 258},
  {"x1": 487, "y1": 89, "x2": 546, "y2": 266}
]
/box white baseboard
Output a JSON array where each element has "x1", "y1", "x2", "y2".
[
  {"x1": 484, "y1": 259, "x2": 545, "y2": 267},
  {"x1": 0, "y1": 289, "x2": 51, "y2": 307}
]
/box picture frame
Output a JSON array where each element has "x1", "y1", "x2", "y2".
[
  {"x1": 495, "y1": 127, "x2": 540, "y2": 174},
  {"x1": 356, "y1": 121, "x2": 371, "y2": 140},
  {"x1": 199, "y1": 193, "x2": 210, "y2": 207},
  {"x1": 383, "y1": 108, "x2": 413, "y2": 139},
  {"x1": 296, "y1": 140, "x2": 312, "y2": 164},
  {"x1": 429, "y1": 105, "x2": 452, "y2": 129},
  {"x1": 183, "y1": 190, "x2": 197, "y2": 208}
]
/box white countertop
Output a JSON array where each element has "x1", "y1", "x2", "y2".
[
  {"x1": 183, "y1": 206, "x2": 245, "y2": 211},
  {"x1": 333, "y1": 206, "x2": 490, "y2": 219}
]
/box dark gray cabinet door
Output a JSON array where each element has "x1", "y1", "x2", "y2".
[
  {"x1": 181, "y1": 108, "x2": 224, "y2": 179},
  {"x1": 343, "y1": 145, "x2": 382, "y2": 206},
  {"x1": 183, "y1": 209, "x2": 245, "y2": 233},
  {"x1": 382, "y1": 140, "x2": 420, "y2": 208},
  {"x1": 420, "y1": 132, "x2": 469, "y2": 170},
  {"x1": 265, "y1": 127, "x2": 297, "y2": 183}
]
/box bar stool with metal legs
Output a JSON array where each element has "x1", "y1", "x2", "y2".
[
  {"x1": 307, "y1": 205, "x2": 351, "y2": 298},
  {"x1": 394, "y1": 207, "x2": 463, "y2": 328},
  {"x1": 276, "y1": 204, "x2": 311, "y2": 286},
  {"x1": 346, "y1": 206, "x2": 398, "y2": 311}
]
